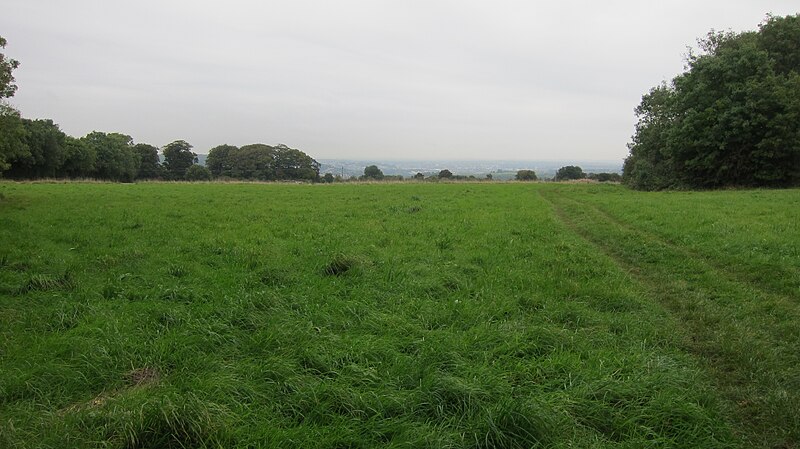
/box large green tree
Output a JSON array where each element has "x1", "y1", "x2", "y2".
[
  {"x1": 133, "y1": 143, "x2": 161, "y2": 179},
  {"x1": 230, "y1": 144, "x2": 277, "y2": 180},
  {"x1": 205, "y1": 144, "x2": 237, "y2": 177},
  {"x1": 3, "y1": 119, "x2": 66, "y2": 179},
  {"x1": 0, "y1": 36, "x2": 24, "y2": 175},
  {"x1": 162, "y1": 140, "x2": 197, "y2": 180},
  {"x1": 60, "y1": 136, "x2": 96, "y2": 178},
  {"x1": 82, "y1": 132, "x2": 140, "y2": 182},
  {"x1": 515, "y1": 169, "x2": 538, "y2": 181},
  {"x1": 555, "y1": 166, "x2": 585, "y2": 181},
  {"x1": 624, "y1": 14, "x2": 800, "y2": 190},
  {"x1": 206, "y1": 143, "x2": 319, "y2": 181},
  {"x1": 273, "y1": 144, "x2": 320, "y2": 181},
  {"x1": 363, "y1": 165, "x2": 384, "y2": 180}
]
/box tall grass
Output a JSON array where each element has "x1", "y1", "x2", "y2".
[{"x1": 0, "y1": 181, "x2": 796, "y2": 447}]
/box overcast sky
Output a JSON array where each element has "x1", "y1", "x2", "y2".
[{"x1": 2, "y1": 1, "x2": 797, "y2": 161}]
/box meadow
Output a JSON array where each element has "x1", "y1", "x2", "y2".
[{"x1": 0, "y1": 181, "x2": 797, "y2": 448}]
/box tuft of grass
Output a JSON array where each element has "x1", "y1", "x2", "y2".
[
  {"x1": 18, "y1": 271, "x2": 76, "y2": 294},
  {"x1": 475, "y1": 400, "x2": 557, "y2": 449},
  {"x1": 166, "y1": 264, "x2": 188, "y2": 278},
  {"x1": 258, "y1": 267, "x2": 292, "y2": 287},
  {"x1": 322, "y1": 254, "x2": 359, "y2": 276},
  {"x1": 126, "y1": 367, "x2": 160, "y2": 387}
]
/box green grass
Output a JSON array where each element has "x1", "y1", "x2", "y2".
[{"x1": 0, "y1": 181, "x2": 797, "y2": 448}]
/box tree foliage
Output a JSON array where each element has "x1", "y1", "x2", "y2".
[
  {"x1": 624, "y1": 14, "x2": 800, "y2": 190},
  {"x1": 206, "y1": 143, "x2": 319, "y2": 181},
  {"x1": 555, "y1": 166, "x2": 585, "y2": 181},
  {"x1": 61, "y1": 136, "x2": 96, "y2": 178},
  {"x1": 438, "y1": 169, "x2": 453, "y2": 179},
  {"x1": 0, "y1": 37, "x2": 315, "y2": 184},
  {"x1": 588, "y1": 172, "x2": 622, "y2": 182},
  {"x1": 205, "y1": 144, "x2": 236, "y2": 177},
  {"x1": 0, "y1": 36, "x2": 19, "y2": 99},
  {"x1": 0, "y1": 104, "x2": 28, "y2": 174},
  {"x1": 515, "y1": 170, "x2": 538, "y2": 181},
  {"x1": 363, "y1": 165, "x2": 384, "y2": 180},
  {"x1": 162, "y1": 140, "x2": 197, "y2": 180},
  {"x1": 82, "y1": 132, "x2": 140, "y2": 182},
  {"x1": 0, "y1": 111, "x2": 161, "y2": 180},
  {"x1": 185, "y1": 164, "x2": 212, "y2": 181},
  {"x1": 273, "y1": 144, "x2": 320, "y2": 180},
  {"x1": 133, "y1": 143, "x2": 161, "y2": 179},
  {"x1": 1, "y1": 119, "x2": 66, "y2": 179}
]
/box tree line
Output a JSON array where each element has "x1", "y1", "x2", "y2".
[
  {"x1": 0, "y1": 36, "x2": 320, "y2": 182},
  {"x1": 0, "y1": 115, "x2": 203, "y2": 182},
  {"x1": 0, "y1": 110, "x2": 320, "y2": 182},
  {"x1": 205, "y1": 144, "x2": 319, "y2": 181},
  {"x1": 623, "y1": 14, "x2": 800, "y2": 190}
]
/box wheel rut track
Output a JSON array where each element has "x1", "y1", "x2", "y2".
[{"x1": 539, "y1": 188, "x2": 800, "y2": 449}]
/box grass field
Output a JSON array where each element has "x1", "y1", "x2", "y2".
[{"x1": 0, "y1": 181, "x2": 798, "y2": 448}]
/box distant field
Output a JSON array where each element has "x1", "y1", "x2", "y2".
[{"x1": 0, "y1": 182, "x2": 798, "y2": 448}]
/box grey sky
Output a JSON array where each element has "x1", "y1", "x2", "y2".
[{"x1": 2, "y1": 1, "x2": 797, "y2": 161}]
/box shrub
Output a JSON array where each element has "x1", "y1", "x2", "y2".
[
  {"x1": 185, "y1": 165, "x2": 212, "y2": 181},
  {"x1": 363, "y1": 165, "x2": 384, "y2": 180},
  {"x1": 555, "y1": 166, "x2": 585, "y2": 181}
]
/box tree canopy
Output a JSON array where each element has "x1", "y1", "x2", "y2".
[
  {"x1": 0, "y1": 40, "x2": 321, "y2": 183},
  {"x1": 206, "y1": 143, "x2": 319, "y2": 181},
  {"x1": 363, "y1": 165, "x2": 384, "y2": 180},
  {"x1": 588, "y1": 172, "x2": 622, "y2": 182},
  {"x1": 185, "y1": 164, "x2": 212, "y2": 181},
  {"x1": 0, "y1": 36, "x2": 19, "y2": 99},
  {"x1": 133, "y1": 143, "x2": 161, "y2": 179},
  {"x1": 515, "y1": 170, "x2": 538, "y2": 181},
  {"x1": 623, "y1": 14, "x2": 800, "y2": 190},
  {"x1": 162, "y1": 140, "x2": 197, "y2": 180},
  {"x1": 555, "y1": 166, "x2": 585, "y2": 181},
  {"x1": 0, "y1": 36, "x2": 23, "y2": 173},
  {"x1": 82, "y1": 132, "x2": 140, "y2": 182}
]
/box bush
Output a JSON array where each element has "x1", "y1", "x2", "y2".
[
  {"x1": 555, "y1": 166, "x2": 585, "y2": 181},
  {"x1": 185, "y1": 165, "x2": 212, "y2": 181},
  {"x1": 588, "y1": 172, "x2": 622, "y2": 182},
  {"x1": 363, "y1": 165, "x2": 384, "y2": 180},
  {"x1": 515, "y1": 170, "x2": 538, "y2": 181}
]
